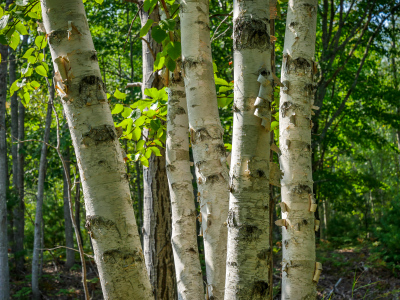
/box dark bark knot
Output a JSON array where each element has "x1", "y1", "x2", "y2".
[
  {"x1": 234, "y1": 17, "x2": 270, "y2": 51},
  {"x1": 102, "y1": 249, "x2": 143, "y2": 265},
  {"x1": 285, "y1": 56, "x2": 312, "y2": 75},
  {"x1": 257, "y1": 248, "x2": 269, "y2": 260},
  {"x1": 280, "y1": 101, "x2": 299, "y2": 117},
  {"x1": 82, "y1": 125, "x2": 116, "y2": 146},
  {"x1": 252, "y1": 281, "x2": 269, "y2": 296},
  {"x1": 76, "y1": 75, "x2": 107, "y2": 107},
  {"x1": 291, "y1": 184, "x2": 312, "y2": 195},
  {"x1": 48, "y1": 30, "x2": 68, "y2": 46}
]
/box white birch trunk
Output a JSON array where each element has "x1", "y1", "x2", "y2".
[
  {"x1": 41, "y1": 0, "x2": 153, "y2": 298},
  {"x1": 278, "y1": 1, "x2": 319, "y2": 299},
  {"x1": 32, "y1": 96, "x2": 53, "y2": 300},
  {"x1": 0, "y1": 41, "x2": 10, "y2": 300},
  {"x1": 225, "y1": 0, "x2": 272, "y2": 298},
  {"x1": 166, "y1": 66, "x2": 204, "y2": 300},
  {"x1": 180, "y1": 0, "x2": 229, "y2": 298}
]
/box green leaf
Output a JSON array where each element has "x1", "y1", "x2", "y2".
[
  {"x1": 35, "y1": 36, "x2": 47, "y2": 50},
  {"x1": 166, "y1": 42, "x2": 181, "y2": 60},
  {"x1": 159, "y1": 19, "x2": 176, "y2": 31},
  {"x1": 151, "y1": 26, "x2": 168, "y2": 43},
  {"x1": 136, "y1": 140, "x2": 145, "y2": 151},
  {"x1": 133, "y1": 127, "x2": 141, "y2": 141},
  {"x1": 0, "y1": 7, "x2": 3, "y2": 18},
  {"x1": 23, "y1": 48, "x2": 35, "y2": 58},
  {"x1": 214, "y1": 76, "x2": 229, "y2": 86},
  {"x1": 143, "y1": 0, "x2": 158, "y2": 12},
  {"x1": 0, "y1": 35, "x2": 7, "y2": 45},
  {"x1": 271, "y1": 121, "x2": 279, "y2": 130},
  {"x1": 111, "y1": 104, "x2": 124, "y2": 114},
  {"x1": 30, "y1": 81, "x2": 40, "y2": 89},
  {"x1": 217, "y1": 97, "x2": 227, "y2": 108},
  {"x1": 94, "y1": 0, "x2": 104, "y2": 3},
  {"x1": 145, "y1": 109, "x2": 157, "y2": 118},
  {"x1": 165, "y1": 56, "x2": 176, "y2": 71},
  {"x1": 15, "y1": 22, "x2": 28, "y2": 35},
  {"x1": 153, "y1": 139, "x2": 163, "y2": 147},
  {"x1": 114, "y1": 89, "x2": 127, "y2": 99},
  {"x1": 131, "y1": 100, "x2": 153, "y2": 111},
  {"x1": 27, "y1": 56, "x2": 37, "y2": 64},
  {"x1": 9, "y1": 32, "x2": 20, "y2": 50},
  {"x1": 219, "y1": 86, "x2": 232, "y2": 93},
  {"x1": 154, "y1": 52, "x2": 165, "y2": 71},
  {"x1": 157, "y1": 128, "x2": 164, "y2": 138},
  {"x1": 121, "y1": 107, "x2": 133, "y2": 118},
  {"x1": 213, "y1": 62, "x2": 218, "y2": 73},
  {"x1": 10, "y1": 81, "x2": 20, "y2": 96},
  {"x1": 35, "y1": 65, "x2": 47, "y2": 77},
  {"x1": 135, "y1": 115, "x2": 147, "y2": 127},
  {"x1": 22, "y1": 92, "x2": 30, "y2": 106},
  {"x1": 140, "y1": 156, "x2": 149, "y2": 167},
  {"x1": 145, "y1": 148, "x2": 152, "y2": 159},
  {"x1": 140, "y1": 19, "x2": 154, "y2": 37},
  {"x1": 149, "y1": 147, "x2": 161, "y2": 156},
  {"x1": 165, "y1": 0, "x2": 175, "y2": 5},
  {"x1": 27, "y1": 12, "x2": 40, "y2": 19}
]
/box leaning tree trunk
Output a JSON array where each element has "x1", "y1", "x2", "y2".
[
  {"x1": 0, "y1": 40, "x2": 10, "y2": 300},
  {"x1": 40, "y1": 0, "x2": 153, "y2": 298},
  {"x1": 166, "y1": 64, "x2": 204, "y2": 299},
  {"x1": 278, "y1": 1, "x2": 320, "y2": 299},
  {"x1": 32, "y1": 91, "x2": 53, "y2": 300},
  {"x1": 63, "y1": 143, "x2": 75, "y2": 269},
  {"x1": 224, "y1": 0, "x2": 272, "y2": 298},
  {"x1": 180, "y1": 0, "x2": 230, "y2": 298},
  {"x1": 139, "y1": 5, "x2": 177, "y2": 299}
]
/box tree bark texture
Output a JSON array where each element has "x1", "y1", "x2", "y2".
[
  {"x1": 225, "y1": 0, "x2": 272, "y2": 298},
  {"x1": 0, "y1": 41, "x2": 10, "y2": 300},
  {"x1": 40, "y1": 0, "x2": 153, "y2": 298},
  {"x1": 180, "y1": 0, "x2": 229, "y2": 298},
  {"x1": 140, "y1": 6, "x2": 177, "y2": 300},
  {"x1": 32, "y1": 95, "x2": 53, "y2": 300},
  {"x1": 63, "y1": 143, "x2": 75, "y2": 269},
  {"x1": 278, "y1": 1, "x2": 319, "y2": 299},
  {"x1": 166, "y1": 67, "x2": 204, "y2": 300}
]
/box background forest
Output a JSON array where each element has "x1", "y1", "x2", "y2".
[{"x1": 0, "y1": 0, "x2": 400, "y2": 299}]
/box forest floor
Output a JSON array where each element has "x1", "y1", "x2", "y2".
[{"x1": 9, "y1": 240, "x2": 400, "y2": 299}]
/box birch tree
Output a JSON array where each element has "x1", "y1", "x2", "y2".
[
  {"x1": 180, "y1": 0, "x2": 229, "y2": 297},
  {"x1": 278, "y1": 0, "x2": 320, "y2": 298},
  {"x1": 0, "y1": 40, "x2": 10, "y2": 300},
  {"x1": 166, "y1": 63, "x2": 204, "y2": 299},
  {"x1": 224, "y1": 0, "x2": 273, "y2": 298},
  {"x1": 40, "y1": 0, "x2": 153, "y2": 298}
]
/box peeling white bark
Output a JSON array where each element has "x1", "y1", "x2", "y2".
[
  {"x1": 166, "y1": 67, "x2": 204, "y2": 300},
  {"x1": 41, "y1": 0, "x2": 153, "y2": 298},
  {"x1": 180, "y1": 0, "x2": 229, "y2": 297},
  {"x1": 224, "y1": 0, "x2": 272, "y2": 298},
  {"x1": 278, "y1": 1, "x2": 319, "y2": 299}
]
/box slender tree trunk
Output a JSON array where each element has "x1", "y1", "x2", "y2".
[
  {"x1": 166, "y1": 65, "x2": 204, "y2": 299},
  {"x1": 63, "y1": 143, "x2": 75, "y2": 269},
  {"x1": 9, "y1": 50, "x2": 18, "y2": 265},
  {"x1": 391, "y1": 15, "x2": 400, "y2": 168},
  {"x1": 32, "y1": 89, "x2": 54, "y2": 300},
  {"x1": 180, "y1": 0, "x2": 229, "y2": 298},
  {"x1": 41, "y1": 0, "x2": 153, "y2": 298},
  {"x1": 14, "y1": 99, "x2": 25, "y2": 274},
  {"x1": 0, "y1": 40, "x2": 10, "y2": 300},
  {"x1": 225, "y1": 0, "x2": 272, "y2": 298},
  {"x1": 139, "y1": 6, "x2": 177, "y2": 299},
  {"x1": 75, "y1": 180, "x2": 84, "y2": 248},
  {"x1": 278, "y1": 1, "x2": 319, "y2": 298}
]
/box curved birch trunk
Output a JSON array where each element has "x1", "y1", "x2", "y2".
[
  {"x1": 278, "y1": 1, "x2": 319, "y2": 299},
  {"x1": 224, "y1": 0, "x2": 272, "y2": 298},
  {"x1": 166, "y1": 66, "x2": 204, "y2": 299},
  {"x1": 0, "y1": 42, "x2": 10, "y2": 300},
  {"x1": 180, "y1": 0, "x2": 229, "y2": 298},
  {"x1": 40, "y1": 0, "x2": 153, "y2": 298},
  {"x1": 32, "y1": 94, "x2": 53, "y2": 300}
]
